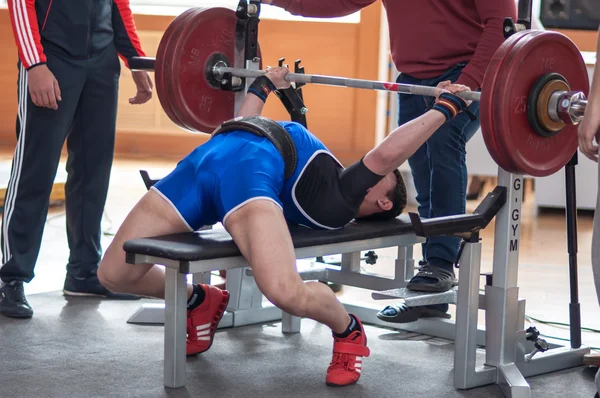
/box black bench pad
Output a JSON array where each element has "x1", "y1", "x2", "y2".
[{"x1": 123, "y1": 217, "x2": 415, "y2": 262}]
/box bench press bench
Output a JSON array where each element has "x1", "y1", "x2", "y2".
[
  {"x1": 124, "y1": 170, "x2": 590, "y2": 397},
  {"x1": 124, "y1": 215, "x2": 425, "y2": 387}
]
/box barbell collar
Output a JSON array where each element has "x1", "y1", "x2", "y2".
[
  {"x1": 549, "y1": 91, "x2": 588, "y2": 125},
  {"x1": 569, "y1": 98, "x2": 587, "y2": 118},
  {"x1": 213, "y1": 64, "x2": 483, "y2": 102},
  {"x1": 548, "y1": 91, "x2": 561, "y2": 123}
]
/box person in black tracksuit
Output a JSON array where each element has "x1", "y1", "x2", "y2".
[{"x1": 0, "y1": 0, "x2": 154, "y2": 319}]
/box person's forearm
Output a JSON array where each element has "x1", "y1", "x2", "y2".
[
  {"x1": 236, "y1": 75, "x2": 278, "y2": 118},
  {"x1": 363, "y1": 110, "x2": 446, "y2": 175},
  {"x1": 236, "y1": 94, "x2": 266, "y2": 118},
  {"x1": 266, "y1": 0, "x2": 374, "y2": 18},
  {"x1": 454, "y1": 15, "x2": 507, "y2": 90},
  {"x1": 587, "y1": 28, "x2": 600, "y2": 118},
  {"x1": 456, "y1": 0, "x2": 517, "y2": 90},
  {"x1": 112, "y1": 0, "x2": 146, "y2": 68}
]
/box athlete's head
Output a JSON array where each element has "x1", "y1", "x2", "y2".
[{"x1": 355, "y1": 169, "x2": 407, "y2": 222}]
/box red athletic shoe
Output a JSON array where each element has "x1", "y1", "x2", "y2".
[
  {"x1": 326, "y1": 315, "x2": 370, "y2": 386},
  {"x1": 186, "y1": 284, "x2": 230, "y2": 356}
]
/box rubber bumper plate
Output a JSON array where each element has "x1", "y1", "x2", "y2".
[
  {"x1": 485, "y1": 30, "x2": 589, "y2": 177},
  {"x1": 156, "y1": 7, "x2": 262, "y2": 133}
]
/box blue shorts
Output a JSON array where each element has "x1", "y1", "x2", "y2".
[{"x1": 152, "y1": 130, "x2": 285, "y2": 230}]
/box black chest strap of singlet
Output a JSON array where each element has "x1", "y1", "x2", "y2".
[{"x1": 211, "y1": 116, "x2": 298, "y2": 180}]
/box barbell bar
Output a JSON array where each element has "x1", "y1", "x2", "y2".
[
  {"x1": 129, "y1": 56, "x2": 484, "y2": 101},
  {"x1": 211, "y1": 61, "x2": 484, "y2": 101},
  {"x1": 130, "y1": 55, "x2": 587, "y2": 128}
]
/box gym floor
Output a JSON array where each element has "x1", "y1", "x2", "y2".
[{"x1": 1, "y1": 152, "x2": 599, "y2": 397}]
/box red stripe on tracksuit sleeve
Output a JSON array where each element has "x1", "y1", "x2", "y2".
[
  {"x1": 112, "y1": 0, "x2": 145, "y2": 69},
  {"x1": 8, "y1": 0, "x2": 47, "y2": 69}
]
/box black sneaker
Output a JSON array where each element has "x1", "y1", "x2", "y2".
[
  {"x1": 376, "y1": 302, "x2": 451, "y2": 323},
  {"x1": 0, "y1": 281, "x2": 33, "y2": 318},
  {"x1": 63, "y1": 274, "x2": 140, "y2": 300}
]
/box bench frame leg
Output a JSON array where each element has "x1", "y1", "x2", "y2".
[
  {"x1": 282, "y1": 312, "x2": 301, "y2": 333},
  {"x1": 164, "y1": 267, "x2": 187, "y2": 388}
]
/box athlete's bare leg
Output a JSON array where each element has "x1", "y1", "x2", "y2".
[
  {"x1": 224, "y1": 199, "x2": 351, "y2": 333},
  {"x1": 97, "y1": 189, "x2": 194, "y2": 299}
]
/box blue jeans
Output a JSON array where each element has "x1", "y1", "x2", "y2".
[{"x1": 398, "y1": 63, "x2": 481, "y2": 270}]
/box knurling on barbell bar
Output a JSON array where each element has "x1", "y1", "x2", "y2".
[{"x1": 128, "y1": 7, "x2": 589, "y2": 178}]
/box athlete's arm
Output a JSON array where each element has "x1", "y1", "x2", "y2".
[
  {"x1": 335, "y1": 110, "x2": 449, "y2": 204},
  {"x1": 236, "y1": 66, "x2": 291, "y2": 118},
  {"x1": 236, "y1": 92, "x2": 268, "y2": 118},
  {"x1": 363, "y1": 83, "x2": 473, "y2": 176}
]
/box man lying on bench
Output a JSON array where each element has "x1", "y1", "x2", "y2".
[{"x1": 97, "y1": 65, "x2": 472, "y2": 387}]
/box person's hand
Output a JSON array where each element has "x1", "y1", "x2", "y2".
[
  {"x1": 265, "y1": 66, "x2": 291, "y2": 90},
  {"x1": 578, "y1": 111, "x2": 600, "y2": 162},
  {"x1": 433, "y1": 80, "x2": 452, "y2": 99},
  {"x1": 434, "y1": 80, "x2": 473, "y2": 107},
  {"x1": 130, "y1": 70, "x2": 153, "y2": 105},
  {"x1": 27, "y1": 64, "x2": 61, "y2": 110}
]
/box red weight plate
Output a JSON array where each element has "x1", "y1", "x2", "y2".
[
  {"x1": 169, "y1": 7, "x2": 240, "y2": 133},
  {"x1": 480, "y1": 30, "x2": 536, "y2": 174},
  {"x1": 490, "y1": 30, "x2": 551, "y2": 175},
  {"x1": 489, "y1": 30, "x2": 548, "y2": 174},
  {"x1": 494, "y1": 30, "x2": 589, "y2": 177},
  {"x1": 169, "y1": 13, "x2": 264, "y2": 132},
  {"x1": 161, "y1": 8, "x2": 209, "y2": 132},
  {"x1": 155, "y1": 8, "x2": 198, "y2": 130},
  {"x1": 156, "y1": 7, "x2": 264, "y2": 133}
]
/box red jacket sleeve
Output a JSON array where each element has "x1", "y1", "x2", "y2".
[
  {"x1": 269, "y1": 0, "x2": 375, "y2": 18},
  {"x1": 7, "y1": 0, "x2": 46, "y2": 70},
  {"x1": 112, "y1": 0, "x2": 146, "y2": 68},
  {"x1": 455, "y1": 0, "x2": 517, "y2": 90}
]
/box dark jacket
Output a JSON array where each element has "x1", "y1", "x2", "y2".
[{"x1": 8, "y1": 0, "x2": 145, "y2": 69}]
